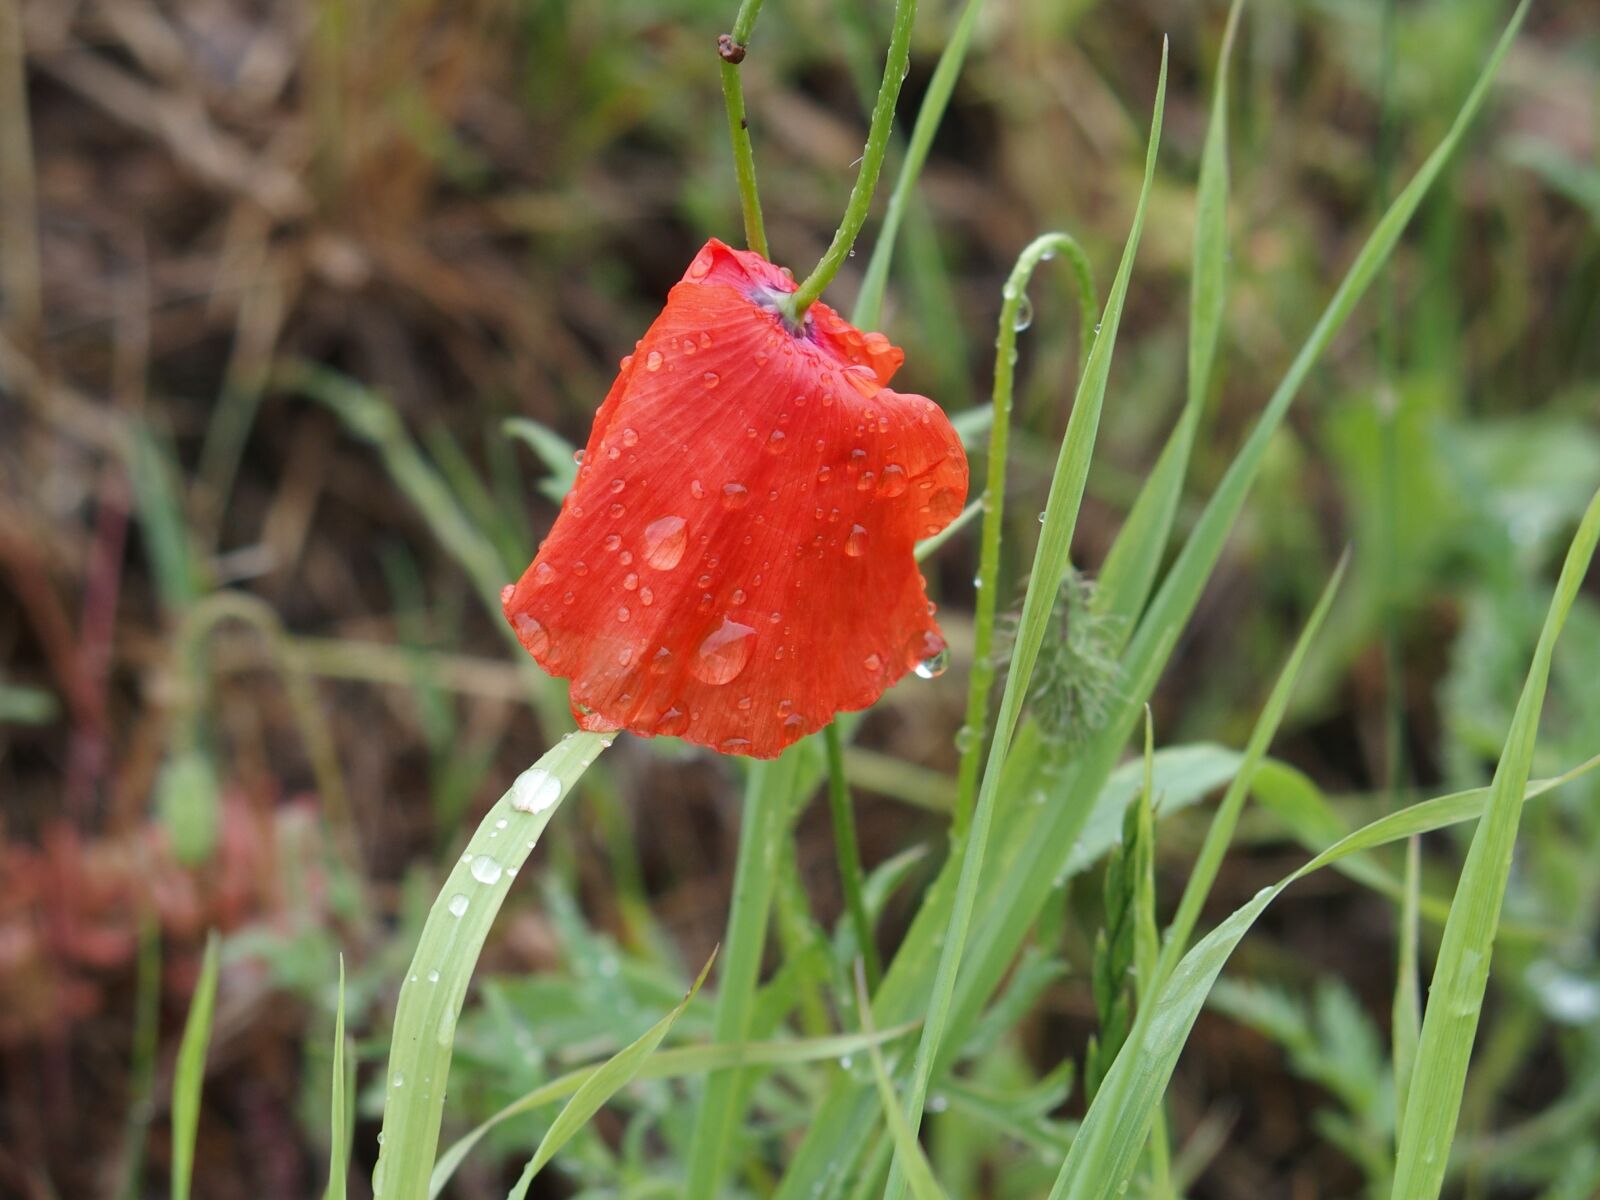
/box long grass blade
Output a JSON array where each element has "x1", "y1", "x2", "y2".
[
  {"x1": 1157, "y1": 549, "x2": 1348, "y2": 982},
  {"x1": 170, "y1": 931, "x2": 220, "y2": 1200},
  {"x1": 506, "y1": 955, "x2": 716, "y2": 1197},
  {"x1": 1391, "y1": 489, "x2": 1600, "y2": 1199},
  {"x1": 431, "y1": 1022, "x2": 920, "y2": 1196},
  {"x1": 884, "y1": 44, "x2": 1169, "y2": 1200},
  {"x1": 371, "y1": 732, "x2": 613, "y2": 1200},
  {"x1": 1053, "y1": 734, "x2": 1600, "y2": 1200},
  {"x1": 325, "y1": 955, "x2": 350, "y2": 1200},
  {"x1": 1096, "y1": 0, "x2": 1243, "y2": 640},
  {"x1": 684, "y1": 749, "x2": 805, "y2": 1194},
  {"x1": 857, "y1": 965, "x2": 949, "y2": 1200}
]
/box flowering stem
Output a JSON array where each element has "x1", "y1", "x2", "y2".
[
  {"x1": 719, "y1": 0, "x2": 769, "y2": 258},
  {"x1": 784, "y1": 0, "x2": 918, "y2": 318},
  {"x1": 824, "y1": 721, "x2": 881, "y2": 990},
  {"x1": 952, "y1": 232, "x2": 1095, "y2": 837}
]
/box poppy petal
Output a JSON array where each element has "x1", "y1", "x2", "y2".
[{"x1": 504, "y1": 239, "x2": 968, "y2": 758}]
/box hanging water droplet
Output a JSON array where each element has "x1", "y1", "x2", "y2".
[
  {"x1": 512, "y1": 613, "x2": 549, "y2": 657},
  {"x1": 572, "y1": 448, "x2": 585, "y2": 464},
  {"x1": 692, "y1": 616, "x2": 757, "y2": 685},
  {"x1": 1013, "y1": 292, "x2": 1034, "y2": 331},
  {"x1": 447, "y1": 893, "x2": 469, "y2": 918},
  {"x1": 470, "y1": 856, "x2": 503, "y2": 885},
  {"x1": 511, "y1": 766, "x2": 561, "y2": 813},
  {"x1": 954, "y1": 725, "x2": 978, "y2": 753}
]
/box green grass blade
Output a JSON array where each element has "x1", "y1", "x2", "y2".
[
  {"x1": 1096, "y1": 0, "x2": 1243, "y2": 639},
  {"x1": 1053, "y1": 736, "x2": 1600, "y2": 1200},
  {"x1": 1392, "y1": 833, "x2": 1422, "y2": 1147},
  {"x1": 325, "y1": 955, "x2": 349, "y2": 1200},
  {"x1": 502, "y1": 416, "x2": 578, "y2": 503},
  {"x1": 506, "y1": 955, "x2": 716, "y2": 1197},
  {"x1": 857, "y1": 967, "x2": 950, "y2": 1200},
  {"x1": 170, "y1": 931, "x2": 220, "y2": 1200},
  {"x1": 431, "y1": 1023, "x2": 920, "y2": 1196},
  {"x1": 1157, "y1": 548, "x2": 1348, "y2": 982},
  {"x1": 852, "y1": 0, "x2": 982, "y2": 331},
  {"x1": 685, "y1": 749, "x2": 805, "y2": 1195},
  {"x1": 371, "y1": 732, "x2": 613, "y2": 1200},
  {"x1": 1391, "y1": 488, "x2": 1600, "y2": 1200},
  {"x1": 884, "y1": 45, "x2": 1168, "y2": 1200}
]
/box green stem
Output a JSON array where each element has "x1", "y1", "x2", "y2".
[
  {"x1": 824, "y1": 721, "x2": 881, "y2": 990},
  {"x1": 853, "y1": 0, "x2": 983, "y2": 330},
  {"x1": 952, "y1": 232, "x2": 1095, "y2": 836},
  {"x1": 684, "y1": 749, "x2": 802, "y2": 1195},
  {"x1": 719, "y1": 0, "x2": 768, "y2": 257},
  {"x1": 783, "y1": 0, "x2": 918, "y2": 317}
]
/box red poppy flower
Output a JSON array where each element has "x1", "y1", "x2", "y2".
[{"x1": 502, "y1": 238, "x2": 968, "y2": 758}]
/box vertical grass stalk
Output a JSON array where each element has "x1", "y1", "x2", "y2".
[{"x1": 719, "y1": 0, "x2": 769, "y2": 257}]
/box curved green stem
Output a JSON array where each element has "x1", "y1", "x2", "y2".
[
  {"x1": 784, "y1": 0, "x2": 918, "y2": 318},
  {"x1": 720, "y1": 0, "x2": 768, "y2": 257},
  {"x1": 824, "y1": 721, "x2": 880, "y2": 990},
  {"x1": 952, "y1": 232, "x2": 1096, "y2": 836}
]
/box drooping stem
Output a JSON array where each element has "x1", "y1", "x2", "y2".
[
  {"x1": 783, "y1": 0, "x2": 918, "y2": 318},
  {"x1": 952, "y1": 232, "x2": 1095, "y2": 836},
  {"x1": 719, "y1": 0, "x2": 769, "y2": 258},
  {"x1": 824, "y1": 721, "x2": 881, "y2": 990}
]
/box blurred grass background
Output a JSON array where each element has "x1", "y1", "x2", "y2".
[{"x1": 0, "y1": 0, "x2": 1597, "y2": 1196}]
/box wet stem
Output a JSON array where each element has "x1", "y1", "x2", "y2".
[
  {"x1": 720, "y1": 0, "x2": 768, "y2": 258},
  {"x1": 953, "y1": 232, "x2": 1094, "y2": 836},
  {"x1": 784, "y1": 0, "x2": 919, "y2": 317}
]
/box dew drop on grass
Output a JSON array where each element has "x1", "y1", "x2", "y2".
[
  {"x1": 512, "y1": 766, "x2": 562, "y2": 813},
  {"x1": 391, "y1": 1073, "x2": 405, "y2": 1089},
  {"x1": 427, "y1": 969, "x2": 440, "y2": 983},
  {"x1": 470, "y1": 856, "x2": 503, "y2": 885},
  {"x1": 447, "y1": 894, "x2": 469, "y2": 918},
  {"x1": 914, "y1": 648, "x2": 950, "y2": 679},
  {"x1": 1013, "y1": 292, "x2": 1034, "y2": 331}
]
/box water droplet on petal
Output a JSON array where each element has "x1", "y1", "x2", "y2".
[
  {"x1": 692, "y1": 616, "x2": 756, "y2": 685},
  {"x1": 863, "y1": 653, "x2": 882, "y2": 672},
  {"x1": 857, "y1": 470, "x2": 876, "y2": 492},
  {"x1": 533, "y1": 562, "x2": 556, "y2": 586},
  {"x1": 721, "y1": 482, "x2": 750, "y2": 510},
  {"x1": 691, "y1": 479, "x2": 707, "y2": 500},
  {"x1": 878, "y1": 464, "x2": 908, "y2": 497},
  {"x1": 649, "y1": 646, "x2": 673, "y2": 674},
  {"x1": 719, "y1": 736, "x2": 752, "y2": 753},
  {"x1": 907, "y1": 630, "x2": 949, "y2": 678},
  {"x1": 616, "y1": 606, "x2": 630, "y2": 623},
  {"x1": 703, "y1": 371, "x2": 720, "y2": 389},
  {"x1": 573, "y1": 449, "x2": 585, "y2": 465},
  {"x1": 642, "y1": 515, "x2": 687, "y2": 569},
  {"x1": 513, "y1": 613, "x2": 549, "y2": 656},
  {"x1": 621, "y1": 427, "x2": 640, "y2": 447},
  {"x1": 766, "y1": 430, "x2": 787, "y2": 454},
  {"x1": 655, "y1": 706, "x2": 689, "y2": 736},
  {"x1": 688, "y1": 249, "x2": 713, "y2": 278},
  {"x1": 623, "y1": 572, "x2": 639, "y2": 590},
  {"x1": 645, "y1": 350, "x2": 663, "y2": 371},
  {"x1": 500, "y1": 583, "x2": 515, "y2": 603},
  {"x1": 845, "y1": 525, "x2": 869, "y2": 557}
]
